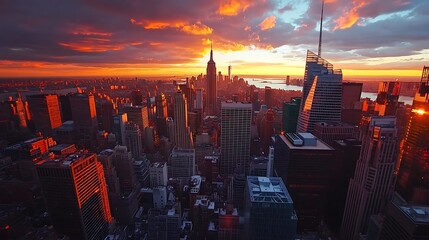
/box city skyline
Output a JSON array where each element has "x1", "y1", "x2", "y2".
[{"x1": 1, "y1": 0, "x2": 428, "y2": 80}]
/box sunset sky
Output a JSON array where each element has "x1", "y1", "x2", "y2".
[{"x1": 0, "y1": 0, "x2": 428, "y2": 81}]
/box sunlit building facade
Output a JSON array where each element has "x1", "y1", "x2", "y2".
[
  {"x1": 297, "y1": 50, "x2": 342, "y2": 133},
  {"x1": 36, "y1": 152, "x2": 112, "y2": 240},
  {"x1": 27, "y1": 94, "x2": 62, "y2": 135},
  {"x1": 396, "y1": 66, "x2": 429, "y2": 204}
]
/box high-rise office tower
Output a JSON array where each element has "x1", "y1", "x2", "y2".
[
  {"x1": 220, "y1": 101, "x2": 252, "y2": 175},
  {"x1": 130, "y1": 90, "x2": 143, "y2": 106},
  {"x1": 123, "y1": 105, "x2": 149, "y2": 134},
  {"x1": 206, "y1": 44, "x2": 217, "y2": 116},
  {"x1": 1, "y1": 96, "x2": 28, "y2": 130},
  {"x1": 111, "y1": 145, "x2": 138, "y2": 194},
  {"x1": 375, "y1": 81, "x2": 401, "y2": 116},
  {"x1": 149, "y1": 162, "x2": 168, "y2": 187},
  {"x1": 156, "y1": 93, "x2": 168, "y2": 119},
  {"x1": 195, "y1": 88, "x2": 203, "y2": 110},
  {"x1": 341, "y1": 116, "x2": 398, "y2": 240},
  {"x1": 155, "y1": 93, "x2": 168, "y2": 137},
  {"x1": 173, "y1": 90, "x2": 193, "y2": 148},
  {"x1": 245, "y1": 176, "x2": 297, "y2": 240},
  {"x1": 379, "y1": 200, "x2": 429, "y2": 239},
  {"x1": 36, "y1": 151, "x2": 112, "y2": 240},
  {"x1": 297, "y1": 51, "x2": 342, "y2": 133},
  {"x1": 124, "y1": 122, "x2": 143, "y2": 160},
  {"x1": 265, "y1": 86, "x2": 273, "y2": 109},
  {"x1": 396, "y1": 66, "x2": 429, "y2": 204},
  {"x1": 113, "y1": 113, "x2": 128, "y2": 145},
  {"x1": 282, "y1": 97, "x2": 301, "y2": 133},
  {"x1": 342, "y1": 82, "x2": 363, "y2": 126},
  {"x1": 313, "y1": 122, "x2": 357, "y2": 147},
  {"x1": 97, "y1": 99, "x2": 114, "y2": 132},
  {"x1": 108, "y1": 145, "x2": 140, "y2": 225},
  {"x1": 169, "y1": 148, "x2": 195, "y2": 180},
  {"x1": 228, "y1": 65, "x2": 232, "y2": 82},
  {"x1": 97, "y1": 149, "x2": 121, "y2": 195},
  {"x1": 69, "y1": 93, "x2": 98, "y2": 148},
  {"x1": 272, "y1": 133, "x2": 334, "y2": 232},
  {"x1": 27, "y1": 94, "x2": 62, "y2": 135}
]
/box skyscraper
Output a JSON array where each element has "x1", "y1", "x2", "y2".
[
  {"x1": 155, "y1": 93, "x2": 168, "y2": 138},
  {"x1": 265, "y1": 86, "x2": 273, "y2": 109},
  {"x1": 297, "y1": 51, "x2": 342, "y2": 133},
  {"x1": 27, "y1": 94, "x2": 62, "y2": 135},
  {"x1": 272, "y1": 133, "x2": 335, "y2": 232},
  {"x1": 206, "y1": 44, "x2": 217, "y2": 116},
  {"x1": 173, "y1": 90, "x2": 193, "y2": 148},
  {"x1": 69, "y1": 93, "x2": 98, "y2": 148},
  {"x1": 113, "y1": 113, "x2": 128, "y2": 145},
  {"x1": 341, "y1": 116, "x2": 398, "y2": 240},
  {"x1": 123, "y1": 105, "x2": 149, "y2": 134},
  {"x1": 220, "y1": 101, "x2": 252, "y2": 175},
  {"x1": 169, "y1": 148, "x2": 195, "y2": 180},
  {"x1": 282, "y1": 97, "x2": 301, "y2": 133},
  {"x1": 111, "y1": 145, "x2": 138, "y2": 194},
  {"x1": 244, "y1": 176, "x2": 297, "y2": 240},
  {"x1": 396, "y1": 66, "x2": 429, "y2": 204},
  {"x1": 36, "y1": 151, "x2": 112, "y2": 240},
  {"x1": 124, "y1": 122, "x2": 143, "y2": 160},
  {"x1": 379, "y1": 200, "x2": 429, "y2": 239}
]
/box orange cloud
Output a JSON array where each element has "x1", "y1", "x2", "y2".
[
  {"x1": 181, "y1": 22, "x2": 213, "y2": 35},
  {"x1": 218, "y1": 0, "x2": 252, "y2": 16},
  {"x1": 71, "y1": 28, "x2": 112, "y2": 37},
  {"x1": 334, "y1": 0, "x2": 369, "y2": 30},
  {"x1": 130, "y1": 19, "x2": 212, "y2": 35},
  {"x1": 59, "y1": 41, "x2": 125, "y2": 53},
  {"x1": 259, "y1": 16, "x2": 276, "y2": 30}
]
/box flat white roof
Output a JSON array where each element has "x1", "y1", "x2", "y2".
[{"x1": 279, "y1": 134, "x2": 333, "y2": 151}]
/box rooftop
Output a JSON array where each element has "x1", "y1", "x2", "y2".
[
  {"x1": 49, "y1": 144, "x2": 75, "y2": 152},
  {"x1": 98, "y1": 149, "x2": 114, "y2": 157},
  {"x1": 280, "y1": 134, "x2": 333, "y2": 150},
  {"x1": 150, "y1": 162, "x2": 166, "y2": 168},
  {"x1": 221, "y1": 101, "x2": 252, "y2": 109},
  {"x1": 247, "y1": 176, "x2": 293, "y2": 204},
  {"x1": 36, "y1": 151, "x2": 92, "y2": 168},
  {"x1": 399, "y1": 205, "x2": 429, "y2": 224}
]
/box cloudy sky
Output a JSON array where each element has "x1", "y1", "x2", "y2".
[{"x1": 0, "y1": 0, "x2": 428, "y2": 80}]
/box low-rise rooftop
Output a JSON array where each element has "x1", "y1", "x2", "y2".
[{"x1": 247, "y1": 176, "x2": 293, "y2": 204}]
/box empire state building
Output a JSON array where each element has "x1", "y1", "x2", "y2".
[{"x1": 206, "y1": 45, "x2": 217, "y2": 116}]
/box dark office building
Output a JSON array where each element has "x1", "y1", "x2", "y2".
[
  {"x1": 245, "y1": 176, "x2": 297, "y2": 240},
  {"x1": 379, "y1": 200, "x2": 429, "y2": 239},
  {"x1": 282, "y1": 97, "x2": 301, "y2": 133},
  {"x1": 272, "y1": 133, "x2": 335, "y2": 232}
]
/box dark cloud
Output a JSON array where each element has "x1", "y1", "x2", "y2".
[{"x1": 0, "y1": 0, "x2": 427, "y2": 72}]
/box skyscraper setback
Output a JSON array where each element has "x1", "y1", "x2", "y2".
[
  {"x1": 341, "y1": 116, "x2": 398, "y2": 240},
  {"x1": 206, "y1": 44, "x2": 217, "y2": 116}
]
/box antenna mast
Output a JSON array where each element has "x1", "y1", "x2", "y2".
[{"x1": 318, "y1": 0, "x2": 324, "y2": 57}]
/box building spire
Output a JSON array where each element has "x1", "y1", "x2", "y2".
[
  {"x1": 210, "y1": 40, "x2": 213, "y2": 61},
  {"x1": 318, "y1": 0, "x2": 324, "y2": 58}
]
